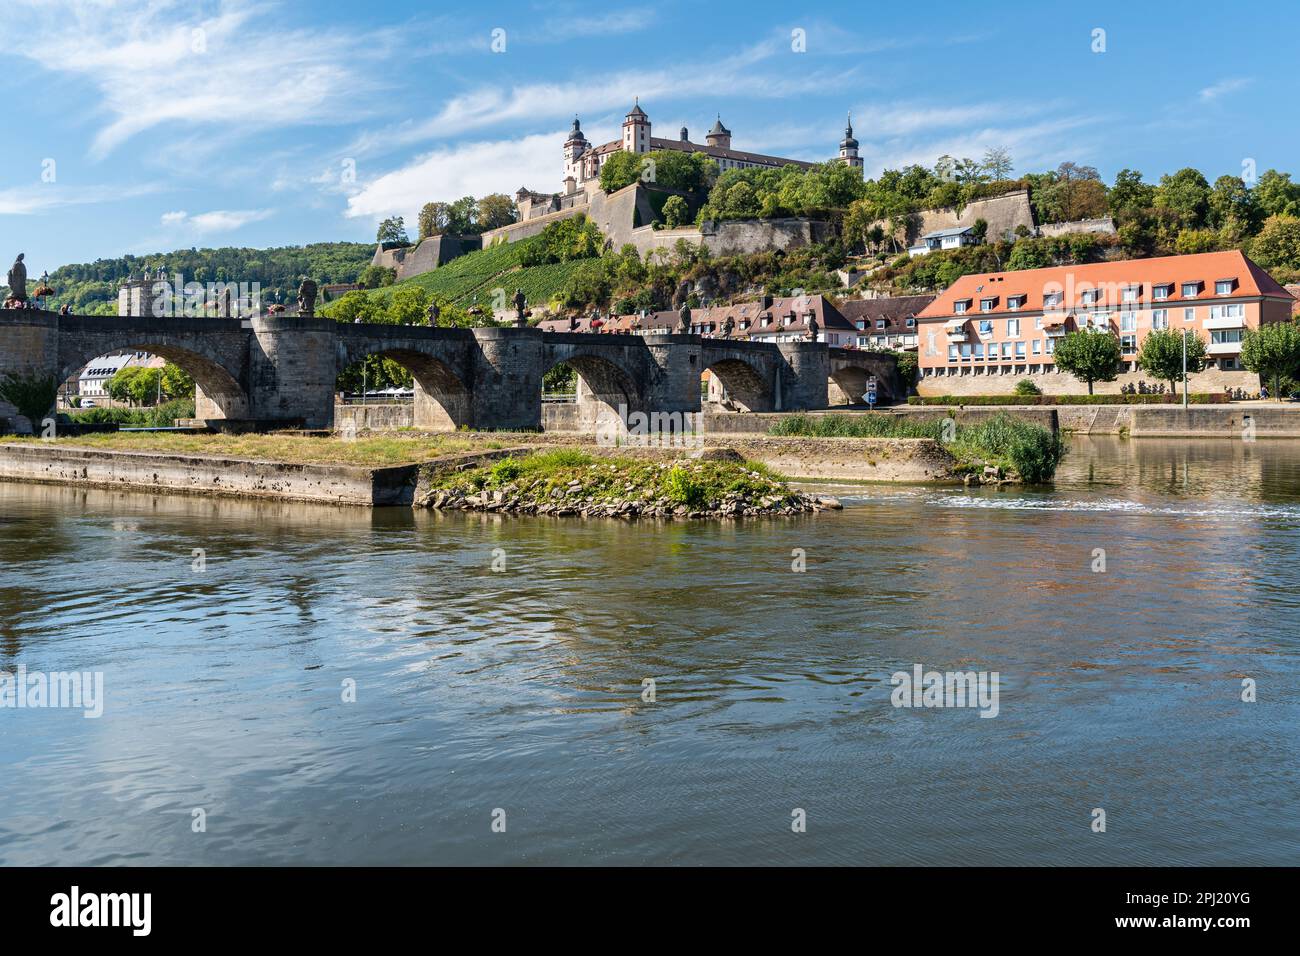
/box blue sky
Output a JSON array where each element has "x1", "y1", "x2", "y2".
[{"x1": 2, "y1": 0, "x2": 1293, "y2": 274}]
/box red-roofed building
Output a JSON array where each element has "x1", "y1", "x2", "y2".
[{"x1": 914, "y1": 250, "x2": 1293, "y2": 394}]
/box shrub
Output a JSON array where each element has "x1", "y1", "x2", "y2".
[
  {"x1": 0, "y1": 373, "x2": 59, "y2": 427},
  {"x1": 662, "y1": 465, "x2": 706, "y2": 508},
  {"x1": 1013, "y1": 379, "x2": 1042, "y2": 396}
]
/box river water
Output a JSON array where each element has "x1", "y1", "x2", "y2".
[{"x1": 1, "y1": 436, "x2": 1297, "y2": 865}]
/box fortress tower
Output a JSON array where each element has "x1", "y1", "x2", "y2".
[
  {"x1": 839, "y1": 113, "x2": 864, "y2": 171},
  {"x1": 621, "y1": 99, "x2": 651, "y2": 154}
]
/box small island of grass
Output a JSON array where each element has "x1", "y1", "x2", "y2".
[
  {"x1": 768, "y1": 412, "x2": 1065, "y2": 483},
  {"x1": 417, "y1": 449, "x2": 835, "y2": 518}
]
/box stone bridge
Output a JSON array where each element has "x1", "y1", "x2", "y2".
[{"x1": 0, "y1": 308, "x2": 901, "y2": 431}]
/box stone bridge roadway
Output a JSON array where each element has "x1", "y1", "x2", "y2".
[{"x1": 0, "y1": 308, "x2": 901, "y2": 430}]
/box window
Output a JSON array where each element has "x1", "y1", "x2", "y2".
[
  {"x1": 1007, "y1": 296, "x2": 1024, "y2": 310},
  {"x1": 1153, "y1": 284, "x2": 1171, "y2": 301},
  {"x1": 1001, "y1": 342, "x2": 1012, "y2": 359},
  {"x1": 1122, "y1": 286, "x2": 1138, "y2": 303},
  {"x1": 973, "y1": 343, "x2": 984, "y2": 358},
  {"x1": 978, "y1": 319, "x2": 993, "y2": 335},
  {"x1": 953, "y1": 300, "x2": 969, "y2": 314},
  {"x1": 876, "y1": 319, "x2": 886, "y2": 329},
  {"x1": 1014, "y1": 341, "x2": 1026, "y2": 358},
  {"x1": 1121, "y1": 334, "x2": 1137, "y2": 355},
  {"x1": 948, "y1": 345, "x2": 958, "y2": 361},
  {"x1": 1181, "y1": 282, "x2": 1201, "y2": 297},
  {"x1": 1032, "y1": 340, "x2": 1042, "y2": 355},
  {"x1": 1120, "y1": 312, "x2": 1137, "y2": 332},
  {"x1": 1211, "y1": 329, "x2": 1244, "y2": 345},
  {"x1": 1152, "y1": 309, "x2": 1168, "y2": 330},
  {"x1": 1184, "y1": 307, "x2": 1196, "y2": 323},
  {"x1": 906, "y1": 317, "x2": 916, "y2": 328},
  {"x1": 1006, "y1": 318, "x2": 1020, "y2": 337},
  {"x1": 1044, "y1": 292, "x2": 1063, "y2": 308},
  {"x1": 960, "y1": 344, "x2": 972, "y2": 360},
  {"x1": 1221, "y1": 356, "x2": 1240, "y2": 370},
  {"x1": 1209, "y1": 304, "x2": 1245, "y2": 320},
  {"x1": 1215, "y1": 279, "x2": 1236, "y2": 295},
  {"x1": 1045, "y1": 338, "x2": 1055, "y2": 354},
  {"x1": 981, "y1": 297, "x2": 996, "y2": 312}
]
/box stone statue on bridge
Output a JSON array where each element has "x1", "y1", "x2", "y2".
[
  {"x1": 569, "y1": 314, "x2": 580, "y2": 331},
  {"x1": 721, "y1": 314, "x2": 734, "y2": 339},
  {"x1": 297, "y1": 276, "x2": 318, "y2": 316},
  {"x1": 427, "y1": 301, "x2": 440, "y2": 326},
  {"x1": 513, "y1": 288, "x2": 527, "y2": 328},
  {"x1": 806, "y1": 312, "x2": 820, "y2": 342},
  {"x1": 6, "y1": 253, "x2": 27, "y2": 303},
  {"x1": 676, "y1": 302, "x2": 691, "y2": 334}
]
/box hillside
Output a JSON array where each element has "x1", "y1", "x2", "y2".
[
  {"x1": 32, "y1": 242, "x2": 374, "y2": 314},
  {"x1": 392, "y1": 235, "x2": 589, "y2": 309}
]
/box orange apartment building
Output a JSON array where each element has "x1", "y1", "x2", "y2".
[{"x1": 915, "y1": 250, "x2": 1295, "y2": 396}]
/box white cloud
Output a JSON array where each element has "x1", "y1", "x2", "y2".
[
  {"x1": 0, "y1": 183, "x2": 162, "y2": 215},
  {"x1": 345, "y1": 38, "x2": 857, "y2": 157},
  {"x1": 1199, "y1": 77, "x2": 1252, "y2": 101},
  {"x1": 543, "y1": 9, "x2": 655, "y2": 39},
  {"x1": 7, "y1": 0, "x2": 402, "y2": 159},
  {"x1": 345, "y1": 133, "x2": 564, "y2": 222},
  {"x1": 160, "y1": 208, "x2": 274, "y2": 233}
]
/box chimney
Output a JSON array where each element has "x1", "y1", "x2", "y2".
[{"x1": 760, "y1": 294, "x2": 773, "y2": 310}]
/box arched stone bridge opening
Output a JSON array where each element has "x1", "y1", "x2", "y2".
[{"x1": 1, "y1": 308, "x2": 901, "y2": 433}]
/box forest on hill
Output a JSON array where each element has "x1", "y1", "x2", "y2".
[{"x1": 22, "y1": 242, "x2": 375, "y2": 314}]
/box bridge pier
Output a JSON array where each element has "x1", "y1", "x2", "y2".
[
  {"x1": 776, "y1": 342, "x2": 829, "y2": 411},
  {"x1": 469, "y1": 327, "x2": 543, "y2": 430},
  {"x1": 249, "y1": 315, "x2": 337, "y2": 428}
]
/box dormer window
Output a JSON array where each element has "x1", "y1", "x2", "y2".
[
  {"x1": 875, "y1": 319, "x2": 886, "y2": 329},
  {"x1": 1122, "y1": 285, "x2": 1139, "y2": 303},
  {"x1": 1080, "y1": 288, "x2": 1099, "y2": 305},
  {"x1": 1182, "y1": 281, "x2": 1202, "y2": 297},
  {"x1": 953, "y1": 299, "x2": 971, "y2": 314},
  {"x1": 1153, "y1": 284, "x2": 1172, "y2": 301},
  {"x1": 1043, "y1": 292, "x2": 1064, "y2": 309},
  {"x1": 980, "y1": 297, "x2": 997, "y2": 312},
  {"x1": 1215, "y1": 278, "x2": 1237, "y2": 295},
  {"x1": 906, "y1": 317, "x2": 916, "y2": 328},
  {"x1": 1007, "y1": 295, "x2": 1024, "y2": 311}
]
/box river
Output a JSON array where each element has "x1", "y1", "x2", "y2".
[{"x1": 1, "y1": 435, "x2": 1297, "y2": 865}]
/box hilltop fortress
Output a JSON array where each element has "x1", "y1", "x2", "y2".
[{"x1": 374, "y1": 101, "x2": 863, "y2": 281}]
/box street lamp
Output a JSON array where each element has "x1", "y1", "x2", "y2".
[{"x1": 1182, "y1": 329, "x2": 1190, "y2": 409}]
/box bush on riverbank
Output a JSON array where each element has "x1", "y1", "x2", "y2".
[
  {"x1": 769, "y1": 412, "x2": 1065, "y2": 483},
  {"x1": 67, "y1": 398, "x2": 197, "y2": 428},
  {"x1": 420, "y1": 449, "x2": 822, "y2": 517}
]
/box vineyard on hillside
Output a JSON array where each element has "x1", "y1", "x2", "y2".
[{"x1": 392, "y1": 236, "x2": 589, "y2": 309}]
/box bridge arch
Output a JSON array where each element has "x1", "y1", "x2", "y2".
[
  {"x1": 337, "y1": 345, "x2": 470, "y2": 431},
  {"x1": 59, "y1": 340, "x2": 249, "y2": 420},
  {"x1": 702, "y1": 356, "x2": 773, "y2": 412},
  {"x1": 542, "y1": 351, "x2": 642, "y2": 432},
  {"x1": 830, "y1": 360, "x2": 898, "y2": 406}
]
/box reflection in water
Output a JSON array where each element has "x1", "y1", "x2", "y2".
[{"x1": 1, "y1": 436, "x2": 1298, "y2": 865}]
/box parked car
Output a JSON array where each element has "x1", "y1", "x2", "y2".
[{"x1": 80, "y1": 399, "x2": 97, "y2": 408}]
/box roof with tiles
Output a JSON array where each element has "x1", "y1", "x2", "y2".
[{"x1": 917, "y1": 250, "x2": 1292, "y2": 321}]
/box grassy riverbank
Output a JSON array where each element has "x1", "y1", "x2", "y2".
[
  {"x1": 9, "y1": 431, "x2": 486, "y2": 466},
  {"x1": 769, "y1": 412, "x2": 1066, "y2": 482},
  {"x1": 419, "y1": 449, "x2": 823, "y2": 517}
]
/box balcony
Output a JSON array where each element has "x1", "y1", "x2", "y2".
[
  {"x1": 1204, "y1": 315, "x2": 1247, "y2": 331},
  {"x1": 1207, "y1": 340, "x2": 1243, "y2": 355}
]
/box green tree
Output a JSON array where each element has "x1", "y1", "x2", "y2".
[
  {"x1": 357, "y1": 264, "x2": 396, "y2": 289},
  {"x1": 1052, "y1": 329, "x2": 1123, "y2": 394},
  {"x1": 1109, "y1": 168, "x2": 1155, "y2": 219},
  {"x1": 1255, "y1": 170, "x2": 1300, "y2": 219},
  {"x1": 161, "y1": 362, "x2": 194, "y2": 399},
  {"x1": 1155, "y1": 168, "x2": 1211, "y2": 230},
  {"x1": 0, "y1": 372, "x2": 58, "y2": 427},
  {"x1": 1240, "y1": 321, "x2": 1300, "y2": 399},
  {"x1": 661, "y1": 195, "x2": 689, "y2": 229},
  {"x1": 389, "y1": 284, "x2": 432, "y2": 325},
  {"x1": 417, "y1": 201, "x2": 451, "y2": 239},
  {"x1": 376, "y1": 216, "x2": 409, "y2": 245},
  {"x1": 106, "y1": 366, "x2": 143, "y2": 405},
  {"x1": 477, "y1": 193, "x2": 518, "y2": 231},
  {"x1": 1137, "y1": 328, "x2": 1206, "y2": 393},
  {"x1": 1249, "y1": 215, "x2": 1300, "y2": 271},
  {"x1": 599, "y1": 152, "x2": 644, "y2": 193},
  {"x1": 1208, "y1": 175, "x2": 1260, "y2": 234}
]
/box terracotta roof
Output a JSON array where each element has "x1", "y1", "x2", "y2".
[
  {"x1": 916, "y1": 250, "x2": 1292, "y2": 321},
  {"x1": 838, "y1": 295, "x2": 936, "y2": 330},
  {"x1": 538, "y1": 294, "x2": 854, "y2": 338}
]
